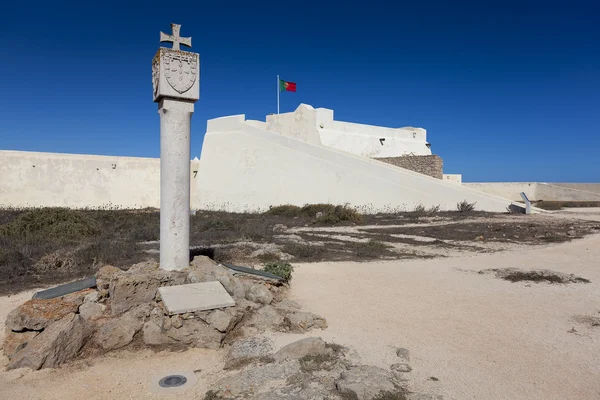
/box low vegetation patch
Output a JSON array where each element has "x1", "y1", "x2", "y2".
[
  {"x1": 263, "y1": 261, "x2": 294, "y2": 282},
  {"x1": 282, "y1": 243, "x2": 326, "y2": 261},
  {"x1": 533, "y1": 200, "x2": 600, "y2": 210},
  {"x1": 0, "y1": 208, "x2": 100, "y2": 241},
  {"x1": 481, "y1": 268, "x2": 590, "y2": 284},
  {"x1": 372, "y1": 391, "x2": 408, "y2": 400},
  {"x1": 456, "y1": 200, "x2": 476, "y2": 212},
  {"x1": 266, "y1": 204, "x2": 302, "y2": 217},
  {"x1": 351, "y1": 240, "x2": 392, "y2": 258},
  {"x1": 265, "y1": 203, "x2": 364, "y2": 225}
]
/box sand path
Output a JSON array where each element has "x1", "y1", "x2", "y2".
[{"x1": 282, "y1": 233, "x2": 600, "y2": 400}]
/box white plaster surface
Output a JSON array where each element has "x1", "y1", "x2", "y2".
[
  {"x1": 195, "y1": 114, "x2": 514, "y2": 212},
  {"x1": 443, "y1": 174, "x2": 462, "y2": 185},
  {"x1": 465, "y1": 182, "x2": 600, "y2": 202},
  {"x1": 266, "y1": 104, "x2": 431, "y2": 157},
  {"x1": 0, "y1": 150, "x2": 160, "y2": 209},
  {"x1": 158, "y1": 282, "x2": 235, "y2": 315}
]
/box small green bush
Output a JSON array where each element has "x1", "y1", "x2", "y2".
[
  {"x1": 456, "y1": 200, "x2": 476, "y2": 212},
  {"x1": 263, "y1": 260, "x2": 294, "y2": 282}
]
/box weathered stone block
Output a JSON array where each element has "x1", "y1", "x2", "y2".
[
  {"x1": 336, "y1": 365, "x2": 397, "y2": 400},
  {"x1": 92, "y1": 305, "x2": 149, "y2": 351},
  {"x1": 245, "y1": 284, "x2": 273, "y2": 305},
  {"x1": 142, "y1": 314, "x2": 223, "y2": 349},
  {"x1": 284, "y1": 311, "x2": 327, "y2": 332},
  {"x1": 7, "y1": 313, "x2": 92, "y2": 370},
  {"x1": 225, "y1": 336, "x2": 274, "y2": 369},
  {"x1": 273, "y1": 337, "x2": 332, "y2": 361},
  {"x1": 109, "y1": 269, "x2": 186, "y2": 315},
  {"x1": 206, "y1": 309, "x2": 239, "y2": 333},
  {"x1": 248, "y1": 305, "x2": 284, "y2": 330},
  {"x1": 6, "y1": 298, "x2": 79, "y2": 332},
  {"x1": 3, "y1": 330, "x2": 39, "y2": 359},
  {"x1": 187, "y1": 256, "x2": 246, "y2": 298},
  {"x1": 79, "y1": 302, "x2": 104, "y2": 320}
]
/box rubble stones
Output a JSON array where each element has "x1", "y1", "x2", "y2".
[
  {"x1": 206, "y1": 309, "x2": 239, "y2": 333},
  {"x1": 83, "y1": 290, "x2": 100, "y2": 303},
  {"x1": 248, "y1": 305, "x2": 284, "y2": 330},
  {"x1": 79, "y1": 302, "x2": 104, "y2": 320},
  {"x1": 225, "y1": 336, "x2": 274, "y2": 369},
  {"x1": 171, "y1": 314, "x2": 183, "y2": 329},
  {"x1": 284, "y1": 311, "x2": 328, "y2": 332},
  {"x1": 273, "y1": 337, "x2": 332, "y2": 361},
  {"x1": 212, "y1": 360, "x2": 302, "y2": 398},
  {"x1": 391, "y1": 363, "x2": 413, "y2": 373},
  {"x1": 245, "y1": 284, "x2": 273, "y2": 305},
  {"x1": 6, "y1": 298, "x2": 79, "y2": 332},
  {"x1": 275, "y1": 299, "x2": 301, "y2": 310},
  {"x1": 396, "y1": 347, "x2": 410, "y2": 361},
  {"x1": 7, "y1": 313, "x2": 92, "y2": 370},
  {"x1": 187, "y1": 256, "x2": 247, "y2": 298},
  {"x1": 335, "y1": 365, "x2": 398, "y2": 400}
]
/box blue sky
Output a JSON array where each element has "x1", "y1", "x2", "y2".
[{"x1": 1, "y1": 0, "x2": 598, "y2": 182}]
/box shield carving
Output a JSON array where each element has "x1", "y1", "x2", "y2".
[{"x1": 164, "y1": 52, "x2": 197, "y2": 94}]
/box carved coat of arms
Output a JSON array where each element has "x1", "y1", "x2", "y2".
[{"x1": 164, "y1": 52, "x2": 198, "y2": 94}]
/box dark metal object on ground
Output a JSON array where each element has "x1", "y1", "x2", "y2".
[
  {"x1": 32, "y1": 277, "x2": 97, "y2": 300},
  {"x1": 159, "y1": 375, "x2": 187, "y2": 388},
  {"x1": 222, "y1": 263, "x2": 283, "y2": 281}
]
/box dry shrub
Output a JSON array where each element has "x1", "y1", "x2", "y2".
[
  {"x1": 282, "y1": 243, "x2": 326, "y2": 261},
  {"x1": 266, "y1": 205, "x2": 301, "y2": 217},
  {"x1": 0, "y1": 208, "x2": 100, "y2": 241},
  {"x1": 456, "y1": 200, "x2": 476, "y2": 212},
  {"x1": 352, "y1": 240, "x2": 391, "y2": 258}
]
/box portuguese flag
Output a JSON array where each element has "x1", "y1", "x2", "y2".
[{"x1": 279, "y1": 79, "x2": 296, "y2": 92}]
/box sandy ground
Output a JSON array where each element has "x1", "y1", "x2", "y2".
[{"x1": 0, "y1": 209, "x2": 599, "y2": 400}]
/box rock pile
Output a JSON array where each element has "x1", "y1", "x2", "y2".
[
  {"x1": 4, "y1": 256, "x2": 327, "y2": 370},
  {"x1": 207, "y1": 336, "x2": 442, "y2": 400}
]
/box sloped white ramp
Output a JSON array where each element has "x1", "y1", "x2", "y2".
[{"x1": 195, "y1": 115, "x2": 515, "y2": 213}]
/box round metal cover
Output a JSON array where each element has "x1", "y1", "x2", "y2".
[
  {"x1": 150, "y1": 370, "x2": 198, "y2": 394},
  {"x1": 159, "y1": 375, "x2": 188, "y2": 388}
]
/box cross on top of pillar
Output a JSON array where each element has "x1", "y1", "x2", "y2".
[{"x1": 160, "y1": 23, "x2": 192, "y2": 51}]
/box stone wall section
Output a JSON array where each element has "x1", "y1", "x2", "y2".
[{"x1": 373, "y1": 155, "x2": 443, "y2": 179}]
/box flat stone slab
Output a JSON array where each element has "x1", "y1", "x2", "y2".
[{"x1": 159, "y1": 282, "x2": 235, "y2": 315}]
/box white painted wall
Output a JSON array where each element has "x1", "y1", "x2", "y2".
[
  {"x1": 195, "y1": 115, "x2": 514, "y2": 213},
  {"x1": 443, "y1": 174, "x2": 462, "y2": 185},
  {"x1": 463, "y1": 183, "x2": 539, "y2": 201},
  {"x1": 266, "y1": 104, "x2": 431, "y2": 157},
  {"x1": 0, "y1": 150, "x2": 161, "y2": 209},
  {"x1": 464, "y1": 182, "x2": 600, "y2": 202}
]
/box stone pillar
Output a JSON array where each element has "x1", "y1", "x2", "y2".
[
  {"x1": 158, "y1": 99, "x2": 194, "y2": 270},
  {"x1": 152, "y1": 24, "x2": 200, "y2": 271}
]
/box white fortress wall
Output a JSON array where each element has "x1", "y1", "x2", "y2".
[
  {"x1": 464, "y1": 182, "x2": 600, "y2": 202},
  {"x1": 0, "y1": 150, "x2": 161, "y2": 209},
  {"x1": 266, "y1": 104, "x2": 431, "y2": 158},
  {"x1": 195, "y1": 114, "x2": 514, "y2": 213}
]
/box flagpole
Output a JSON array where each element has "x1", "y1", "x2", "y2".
[{"x1": 276, "y1": 75, "x2": 280, "y2": 114}]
